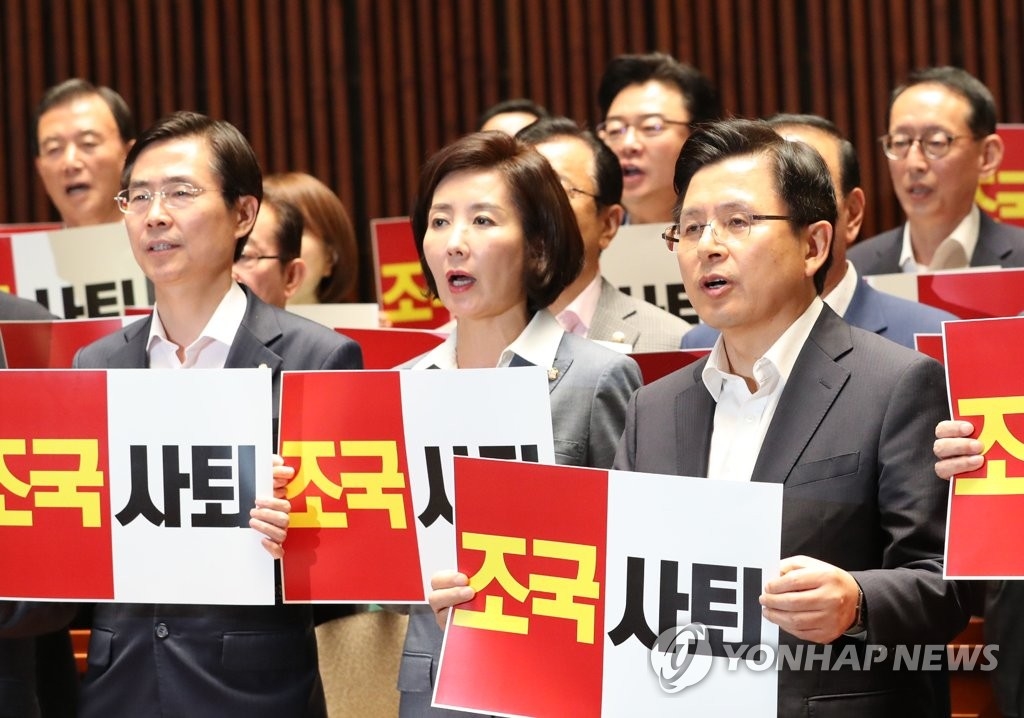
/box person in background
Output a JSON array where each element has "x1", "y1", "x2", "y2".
[
  {"x1": 397, "y1": 131, "x2": 642, "y2": 717},
  {"x1": 683, "y1": 113, "x2": 958, "y2": 350},
  {"x1": 232, "y1": 190, "x2": 307, "y2": 309},
  {"x1": 263, "y1": 172, "x2": 359, "y2": 304},
  {"x1": 33, "y1": 78, "x2": 135, "y2": 227},
  {"x1": 596, "y1": 52, "x2": 719, "y2": 225},
  {"x1": 476, "y1": 98, "x2": 548, "y2": 136},
  {"x1": 517, "y1": 116, "x2": 691, "y2": 351},
  {"x1": 850, "y1": 66, "x2": 1024, "y2": 273}
]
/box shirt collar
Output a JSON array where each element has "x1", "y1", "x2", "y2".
[
  {"x1": 899, "y1": 204, "x2": 980, "y2": 271},
  {"x1": 411, "y1": 309, "x2": 564, "y2": 370},
  {"x1": 556, "y1": 273, "x2": 603, "y2": 335},
  {"x1": 147, "y1": 281, "x2": 247, "y2": 358},
  {"x1": 702, "y1": 297, "x2": 825, "y2": 401},
  {"x1": 823, "y1": 260, "x2": 858, "y2": 317}
]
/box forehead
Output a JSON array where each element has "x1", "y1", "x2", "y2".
[
  {"x1": 38, "y1": 94, "x2": 118, "y2": 137},
  {"x1": 534, "y1": 137, "x2": 595, "y2": 181},
  {"x1": 129, "y1": 135, "x2": 215, "y2": 184},
  {"x1": 890, "y1": 82, "x2": 972, "y2": 130},
  {"x1": 433, "y1": 168, "x2": 510, "y2": 203},
  {"x1": 681, "y1": 154, "x2": 777, "y2": 211},
  {"x1": 607, "y1": 80, "x2": 687, "y2": 118}
]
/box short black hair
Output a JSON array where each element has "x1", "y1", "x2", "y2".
[
  {"x1": 32, "y1": 78, "x2": 135, "y2": 156},
  {"x1": 123, "y1": 111, "x2": 263, "y2": 259},
  {"x1": 516, "y1": 116, "x2": 623, "y2": 207},
  {"x1": 889, "y1": 66, "x2": 998, "y2": 137},
  {"x1": 411, "y1": 132, "x2": 584, "y2": 316},
  {"x1": 597, "y1": 52, "x2": 719, "y2": 124},
  {"x1": 766, "y1": 113, "x2": 861, "y2": 197},
  {"x1": 476, "y1": 99, "x2": 549, "y2": 132},
  {"x1": 259, "y1": 191, "x2": 304, "y2": 264},
  {"x1": 673, "y1": 118, "x2": 835, "y2": 293}
]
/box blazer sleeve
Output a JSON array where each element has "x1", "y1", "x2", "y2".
[
  {"x1": 314, "y1": 334, "x2": 364, "y2": 370},
  {"x1": 850, "y1": 355, "x2": 968, "y2": 645},
  {"x1": 586, "y1": 355, "x2": 642, "y2": 470}
]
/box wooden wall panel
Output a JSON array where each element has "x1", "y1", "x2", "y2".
[{"x1": 2, "y1": 0, "x2": 1023, "y2": 300}]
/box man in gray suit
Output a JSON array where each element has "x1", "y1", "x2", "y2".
[
  {"x1": 2, "y1": 111, "x2": 363, "y2": 718},
  {"x1": 684, "y1": 114, "x2": 957, "y2": 350},
  {"x1": 614, "y1": 119, "x2": 968, "y2": 716},
  {"x1": 517, "y1": 117, "x2": 691, "y2": 352},
  {"x1": 849, "y1": 66, "x2": 1024, "y2": 274}
]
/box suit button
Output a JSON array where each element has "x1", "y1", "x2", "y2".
[{"x1": 155, "y1": 622, "x2": 169, "y2": 639}]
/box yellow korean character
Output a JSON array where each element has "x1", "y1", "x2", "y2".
[
  {"x1": 0, "y1": 439, "x2": 32, "y2": 526},
  {"x1": 339, "y1": 440, "x2": 407, "y2": 529},
  {"x1": 453, "y1": 532, "x2": 530, "y2": 635},
  {"x1": 29, "y1": 439, "x2": 104, "y2": 527},
  {"x1": 530, "y1": 539, "x2": 600, "y2": 644}
]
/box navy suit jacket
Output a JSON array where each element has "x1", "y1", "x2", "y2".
[
  {"x1": 618, "y1": 306, "x2": 968, "y2": 717},
  {"x1": 68, "y1": 287, "x2": 362, "y2": 718},
  {"x1": 682, "y1": 275, "x2": 958, "y2": 350},
  {"x1": 849, "y1": 210, "x2": 1024, "y2": 274}
]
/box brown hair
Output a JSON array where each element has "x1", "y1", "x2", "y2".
[{"x1": 263, "y1": 172, "x2": 358, "y2": 302}]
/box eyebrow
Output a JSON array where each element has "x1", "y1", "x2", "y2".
[
  {"x1": 679, "y1": 201, "x2": 752, "y2": 217},
  {"x1": 429, "y1": 202, "x2": 507, "y2": 213}
]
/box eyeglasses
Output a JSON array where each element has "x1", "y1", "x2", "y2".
[
  {"x1": 234, "y1": 253, "x2": 282, "y2": 270},
  {"x1": 114, "y1": 182, "x2": 218, "y2": 214},
  {"x1": 662, "y1": 211, "x2": 792, "y2": 250},
  {"x1": 559, "y1": 180, "x2": 600, "y2": 202},
  {"x1": 596, "y1": 114, "x2": 690, "y2": 144},
  {"x1": 879, "y1": 130, "x2": 975, "y2": 160}
]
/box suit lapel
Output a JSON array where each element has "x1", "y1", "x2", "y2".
[
  {"x1": 971, "y1": 212, "x2": 1014, "y2": 266},
  {"x1": 588, "y1": 279, "x2": 641, "y2": 347},
  {"x1": 223, "y1": 289, "x2": 284, "y2": 372},
  {"x1": 107, "y1": 316, "x2": 152, "y2": 368},
  {"x1": 675, "y1": 361, "x2": 714, "y2": 477},
  {"x1": 751, "y1": 308, "x2": 852, "y2": 484},
  {"x1": 509, "y1": 342, "x2": 573, "y2": 394}
]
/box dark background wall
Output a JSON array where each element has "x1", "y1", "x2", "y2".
[{"x1": 2, "y1": 0, "x2": 1022, "y2": 301}]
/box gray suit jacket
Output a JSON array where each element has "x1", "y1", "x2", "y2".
[
  {"x1": 0, "y1": 292, "x2": 54, "y2": 321},
  {"x1": 397, "y1": 330, "x2": 642, "y2": 718},
  {"x1": 617, "y1": 306, "x2": 968, "y2": 717},
  {"x1": 849, "y1": 210, "x2": 1024, "y2": 274},
  {"x1": 588, "y1": 277, "x2": 692, "y2": 352},
  {"x1": 682, "y1": 275, "x2": 958, "y2": 350},
  {"x1": 67, "y1": 286, "x2": 362, "y2": 718}
]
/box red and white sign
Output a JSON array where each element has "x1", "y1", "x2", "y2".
[
  {"x1": 943, "y1": 316, "x2": 1024, "y2": 578},
  {"x1": 0, "y1": 368, "x2": 274, "y2": 604},
  {"x1": 434, "y1": 457, "x2": 781, "y2": 717},
  {"x1": 0, "y1": 222, "x2": 151, "y2": 319},
  {"x1": 371, "y1": 217, "x2": 451, "y2": 329},
  {"x1": 978, "y1": 124, "x2": 1024, "y2": 227},
  {"x1": 866, "y1": 267, "x2": 1024, "y2": 319},
  {"x1": 279, "y1": 368, "x2": 555, "y2": 602}
]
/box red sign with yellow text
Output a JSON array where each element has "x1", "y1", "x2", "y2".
[
  {"x1": 978, "y1": 124, "x2": 1024, "y2": 227},
  {"x1": 371, "y1": 217, "x2": 450, "y2": 329},
  {"x1": 0, "y1": 370, "x2": 113, "y2": 598},
  {"x1": 279, "y1": 371, "x2": 424, "y2": 600},
  {"x1": 944, "y1": 316, "x2": 1024, "y2": 577}
]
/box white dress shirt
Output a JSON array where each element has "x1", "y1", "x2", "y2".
[{"x1": 147, "y1": 282, "x2": 247, "y2": 369}]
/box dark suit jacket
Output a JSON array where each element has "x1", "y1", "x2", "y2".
[
  {"x1": 0, "y1": 295, "x2": 70, "y2": 718},
  {"x1": 849, "y1": 210, "x2": 1024, "y2": 274},
  {"x1": 69, "y1": 287, "x2": 362, "y2": 718},
  {"x1": 588, "y1": 277, "x2": 693, "y2": 352},
  {"x1": 682, "y1": 275, "x2": 958, "y2": 350},
  {"x1": 617, "y1": 306, "x2": 968, "y2": 718}
]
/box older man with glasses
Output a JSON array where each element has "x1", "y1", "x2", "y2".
[
  {"x1": 849, "y1": 66, "x2": 1024, "y2": 273},
  {"x1": 595, "y1": 52, "x2": 719, "y2": 225}
]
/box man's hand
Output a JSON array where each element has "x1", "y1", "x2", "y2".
[
  {"x1": 760, "y1": 555, "x2": 861, "y2": 644},
  {"x1": 249, "y1": 455, "x2": 294, "y2": 559},
  {"x1": 427, "y1": 570, "x2": 475, "y2": 631},
  {"x1": 934, "y1": 420, "x2": 984, "y2": 480}
]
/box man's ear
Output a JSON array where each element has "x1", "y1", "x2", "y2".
[
  {"x1": 597, "y1": 203, "x2": 625, "y2": 251},
  {"x1": 805, "y1": 219, "x2": 832, "y2": 277},
  {"x1": 235, "y1": 196, "x2": 260, "y2": 238},
  {"x1": 842, "y1": 187, "x2": 866, "y2": 246},
  {"x1": 979, "y1": 133, "x2": 1005, "y2": 179},
  {"x1": 283, "y1": 258, "x2": 308, "y2": 302}
]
